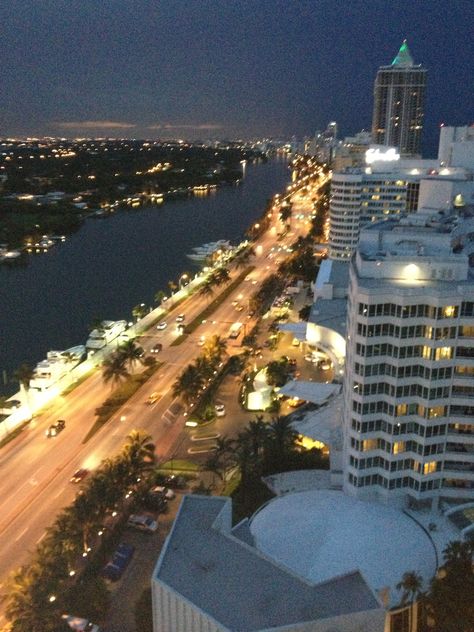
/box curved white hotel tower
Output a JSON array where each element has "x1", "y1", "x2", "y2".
[{"x1": 343, "y1": 210, "x2": 474, "y2": 508}]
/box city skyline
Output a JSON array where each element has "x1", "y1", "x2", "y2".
[{"x1": 0, "y1": 0, "x2": 472, "y2": 155}]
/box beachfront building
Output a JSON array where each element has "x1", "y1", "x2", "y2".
[
  {"x1": 152, "y1": 495, "x2": 385, "y2": 632},
  {"x1": 329, "y1": 125, "x2": 474, "y2": 261},
  {"x1": 371, "y1": 40, "x2": 426, "y2": 157},
  {"x1": 343, "y1": 209, "x2": 474, "y2": 508}
]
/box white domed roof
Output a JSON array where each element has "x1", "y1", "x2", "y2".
[{"x1": 250, "y1": 489, "x2": 436, "y2": 600}]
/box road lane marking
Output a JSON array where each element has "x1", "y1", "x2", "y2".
[
  {"x1": 14, "y1": 526, "x2": 29, "y2": 542},
  {"x1": 36, "y1": 532, "x2": 46, "y2": 544}
]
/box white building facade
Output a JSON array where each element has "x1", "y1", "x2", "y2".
[
  {"x1": 329, "y1": 126, "x2": 474, "y2": 261},
  {"x1": 343, "y1": 212, "x2": 474, "y2": 508}
]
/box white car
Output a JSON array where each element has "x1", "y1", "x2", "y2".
[
  {"x1": 156, "y1": 321, "x2": 167, "y2": 330},
  {"x1": 127, "y1": 514, "x2": 158, "y2": 533},
  {"x1": 214, "y1": 402, "x2": 226, "y2": 417},
  {"x1": 150, "y1": 486, "x2": 175, "y2": 500},
  {"x1": 175, "y1": 314, "x2": 185, "y2": 323}
]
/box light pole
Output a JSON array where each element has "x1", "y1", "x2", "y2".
[{"x1": 179, "y1": 273, "x2": 189, "y2": 289}]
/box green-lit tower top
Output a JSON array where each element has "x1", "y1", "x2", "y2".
[{"x1": 391, "y1": 39, "x2": 414, "y2": 67}]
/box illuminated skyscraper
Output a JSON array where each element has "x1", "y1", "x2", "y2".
[{"x1": 372, "y1": 41, "x2": 426, "y2": 157}]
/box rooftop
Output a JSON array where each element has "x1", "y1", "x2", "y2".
[
  {"x1": 250, "y1": 489, "x2": 437, "y2": 606},
  {"x1": 153, "y1": 495, "x2": 383, "y2": 631}
]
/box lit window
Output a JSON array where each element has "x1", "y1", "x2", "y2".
[
  {"x1": 423, "y1": 461, "x2": 437, "y2": 475},
  {"x1": 435, "y1": 347, "x2": 452, "y2": 360},
  {"x1": 393, "y1": 441, "x2": 405, "y2": 454}
]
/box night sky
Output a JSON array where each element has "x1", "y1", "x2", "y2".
[{"x1": 0, "y1": 0, "x2": 472, "y2": 155}]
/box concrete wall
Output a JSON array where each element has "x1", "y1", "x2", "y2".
[{"x1": 152, "y1": 581, "x2": 228, "y2": 632}]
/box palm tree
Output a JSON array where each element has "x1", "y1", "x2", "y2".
[
  {"x1": 198, "y1": 280, "x2": 215, "y2": 303},
  {"x1": 12, "y1": 363, "x2": 34, "y2": 412},
  {"x1": 4, "y1": 564, "x2": 57, "y2": 632},
  {"x1": 426, "y1": 540, "x2": 474, "y2": 632},
  {"x1": 396, "y1": 571, "x2": 423, "y2": 632},
  {"x1": 132, "y1": 303, "x2": 147, "y2": 322},
  {"x1": 204, "y1": 437, "x2": 236, "y2": 482},
  {"x1": 123, "y1": 430, "x2": 155, "y2": 475},
  {"x1": 194, "y1": 356, "x2": 214, "y2": 380},
  {"x1": 118, "y1": 340, "x2": 145, "y2": 371},
  {"x1": 102, "y1": 354, "x2": 130, "y2": 388},
  {"x1": 242, "y1": 417, "x2": 268, "y2": 460},
  {"x1": 168, "y1": 280, "x2": 178, "y2": 295},
  {"x1": 154, "y1": 290, "x2": 166, "y2": 305},
  {"x1": 172, "y1": 364, "x2": 204, "y2": 406},
  {"x1": 234, "y1": 432, "x2": 254, "y2": 486},
  {"x1": 211, "y1": 266, "x2": 230, "y2": 286},
  {"x1": 264, "y1": 416, "x2": 298, "y2": 472},
  {"x1": 202, "y1": 334, "x2": 227, "y2": 364},
  {"x1": 279, "y1": 204, "x2": 292, "y2": 225}
]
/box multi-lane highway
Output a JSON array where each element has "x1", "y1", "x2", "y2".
[{"x1": 0, "y1": 172, "x2": 327, "y2": 618}]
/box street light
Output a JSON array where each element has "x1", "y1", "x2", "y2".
[{"x1": 179, "y1": 273, "x2": 189, "y2": 289}]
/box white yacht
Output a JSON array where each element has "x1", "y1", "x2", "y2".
[
  {"x1": 30, "y1": 346, "x2": 86, "y2": 392},
  {"x1": 86, "y1": 320, "x2": 128, "y2": 350},
  {"x1": 186, "y1": 240, "x2": 231, "y2": 261}
]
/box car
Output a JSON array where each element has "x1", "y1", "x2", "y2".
[
  {"x1": 177, "y1": 323, "x2": 185, "y2": 334},
  {"x1": 231, "y1": 300, "x2": 239, "y2": 306},
  {"x1": 101, "y1": 543, "x2": 135, "y2": 581},
  {"x1": 304, "y1": 353, "x2": 314, "y2": 362},
  {"x1": 291, "y1": 338, "x2": 300, "y2": 347},
  {"x1": 156, "y1": 321, "x2": 167, "y2": 330},
  {"x1": 175, "y1": 314, "x2": 185, "y2": 323},
  {"x1": 147, "y1": 391, "x2": 160, "y2": 405},
  {"x1": 144, "y1": 493, "x2": 168, "y2": 512},
  {"x1": 214, "y1": 402, "x2": 226, "y2": 417},
  {"x1": 319, "y1": 360, "x2": 331, "y2": 370},
  {"x1": 127, "y1": 514, "x2": 158, "y2": 533},
  {"x1": 45, "y1": 419, "x2": 66, "y2": 438},
  {"x1": 235, "y1": 304, "x2": 244, "y2": 312},
  {"x1": 150, "y1": 485, "x2": 176, "y2": 500},
  {"x1": 151, "y1": 343, "x2": 163, "y2": 354},
  {"x1": 70, "y1": 468, "x2": 90, "y2": 484},
  {"x1": 197, "y1": 335, "x2": 206, "y2": 347}
]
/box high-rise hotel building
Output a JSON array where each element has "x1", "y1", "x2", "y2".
[
  {"x1": 329, "y1": 126, "x2": 474, "y2": 261},
  {"x1": 372, "y1": 41, "x2": 426, "y2": 157},
  {"x1": 343, "y1": 210, "x2": 474, "y2": 508}
]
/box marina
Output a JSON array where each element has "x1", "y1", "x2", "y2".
[{"x1": 0, "y1": 158, "x2": 289, "y2": 393}]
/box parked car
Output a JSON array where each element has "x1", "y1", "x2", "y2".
[
  {"x1": 156, "y1": 321, "x2": 167, "y2": 330},
  {"x1": 70, "y1": 468, "x2": 89, "y2": 484},
  {"x1": 214, "y1": 402, "x2": 226, "y2": 417},
  {"x1": 101, "y1": 543, "x2": 135, "y2": 581},
  {"x1": 127, "y1": 514, "x2": 158, "y2": 533},
  {"x1": 291, "y1": 338, "x2": 300, "y2": 347},
  {"x1": 144, "y1": 493, "x2": 168, "y2": 512},
  {"x1": 151, "y1": 343, "x2": 163, "y2": 354},
  {"x1": 150, "y1": 485, "x2": 176, "y2": 500},
  {"x1": 45, "y1": 419, "x2": 66, "y2": 438},
  {"x1": 164, "y1": 474, "x2": 186, "y2": 489}
]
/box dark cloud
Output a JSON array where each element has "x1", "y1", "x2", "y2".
[{"x1": 0, "y1": 0, "x2": 472, "y2": 154}]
